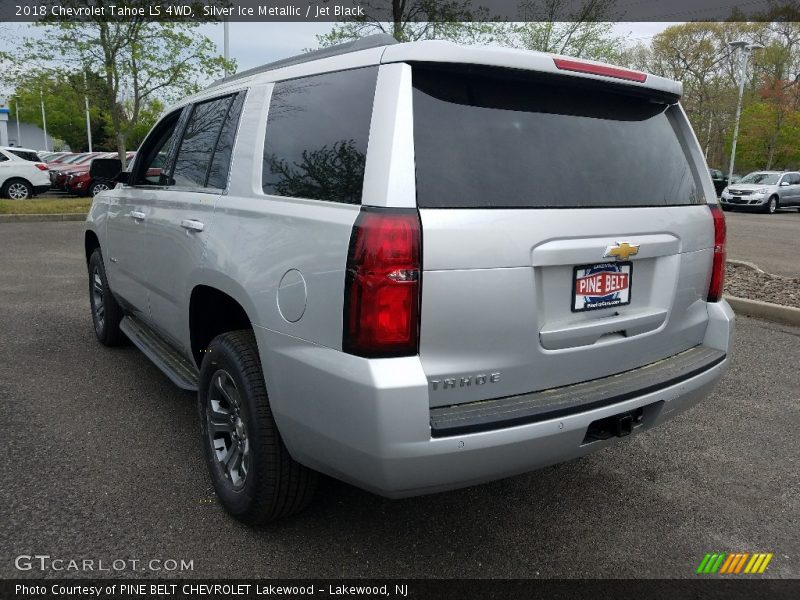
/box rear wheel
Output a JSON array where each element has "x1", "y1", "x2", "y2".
[
  {"x1": 1, "y1": 178, "x2": 33, "y2": 200},
  {"x1": 88, "y1": 248, "x2": 126, "y2": 346},
  {"x1": 765, "y1": 195, "x2": 778, "y2": 214},
  {"x1": 198, "y1": 330, "x2": 317, "y2": 524}
]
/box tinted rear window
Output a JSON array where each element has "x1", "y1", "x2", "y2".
[
  {"x1": 412, "y1": 66, "x2": 702, "y2": 209},
  {"x1": 8, "y1": 149, "x2": 41, "y2": 162}
]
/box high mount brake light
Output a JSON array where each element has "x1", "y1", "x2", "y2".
[
  {"x1": 707, "y1": 205, "x2": 726, "y2": 302},
  {"x1": 553, "y1": 58, "x2": 648, "y2": 83},
  {"x1": 343, "y1": 208, "x2": 421, "y2": 358}
]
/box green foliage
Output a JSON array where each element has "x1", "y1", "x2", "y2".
[
  {"x1": 10, "y1": 70, "x2": 113, "y2": 151},
  {"x1": 2, "y1": 1, "x2": 235, "y2": 160},
  {"x1": 734, "y1": 102, "x2": 800, "y2": 172}
]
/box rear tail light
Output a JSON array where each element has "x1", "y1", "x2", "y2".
[
  {"x1": 343, "y1": 208, "x2": 421, "y2": 357},
  {"x1": 707, "y1": 205, "x2": 726, "y2": 302},
  {"x1": 553, "y1": 58, "x2": 647, "y2": 83},
  {"x1": 35, "y1": 163, "x2": 48, "y2": 171}
]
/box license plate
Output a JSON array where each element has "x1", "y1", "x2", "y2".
[
  {"x1": 572, "y1": 261, "x2": 633, "y2": 312},
  {"x1": 732, "y1": 196, "x2": 742, "y2": 202}
]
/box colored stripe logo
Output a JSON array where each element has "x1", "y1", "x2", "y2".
[{"x1": 696, "y1": 552, "x2": 773, "y2": 574}]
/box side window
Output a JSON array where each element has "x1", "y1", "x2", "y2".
[
  {"x1": 172, "y1": 95, "x2": 234, "y2": 189},
  {"x1": 791, "y1": 173, "x2": 800, "y2": 185},
  {"x1": 133, "y1": 109, "x2": 183, "y2": 186},
  {"x1": 0, "y1": 154, "x2": 7, "y2": 162},
  {"x1": 206, "y1": 92, "x2": 246, "y2": 189},
  {"x1": 262, "y1": 67, "x2": 378, "y2": 204}
]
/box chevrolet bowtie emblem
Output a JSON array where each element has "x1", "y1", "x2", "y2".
[{"x1": 604, "y1": 241, "x2": 640, "y2": 261}]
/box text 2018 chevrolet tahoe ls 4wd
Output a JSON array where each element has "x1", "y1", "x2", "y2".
[{"x1": 85, "y1": 35, "x2": 734, "y2": 524}]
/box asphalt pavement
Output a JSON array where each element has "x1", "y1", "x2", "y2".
[
  {"x1": 725, "y1": 209, "x2": 800, "y2": 277},
  {"x1": 0, "y1": 221, "x2": 798, "y2": 579}
]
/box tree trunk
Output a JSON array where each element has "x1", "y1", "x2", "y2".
[{"x1": 117, "y1": 134, "x2": 127, "y2": 171}]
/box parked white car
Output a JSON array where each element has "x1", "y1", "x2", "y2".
[{"x1": 0, "y1": 146, "x2": 51, "y2": 199}]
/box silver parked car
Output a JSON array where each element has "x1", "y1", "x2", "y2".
[
  {"x1": 85, "y1": 35, "x2": 734, "y2": 524},
  {"x1": 720, "y1": 170, "x2": 800, "y2": 213}
]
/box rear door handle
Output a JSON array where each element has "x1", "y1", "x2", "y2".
[
  {"x1": 180, "y1": 219, "x2": 205, "y2": 232},
  {"x1": 130, "y1": 210, "x2": 146, "y2": 220}
]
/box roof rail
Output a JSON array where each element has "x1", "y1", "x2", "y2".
[{"x1": 209, "y1": 33, "x2": 398, "y2": 87}]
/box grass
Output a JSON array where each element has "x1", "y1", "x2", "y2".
[{"x1": 0, "y1": 197, "x2": 92, "y2": 215}]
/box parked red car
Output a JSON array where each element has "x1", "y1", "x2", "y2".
[
  {"x1": 51, "y1": 153, "x2": 109, "y2": 190},
  {"x1": 66, "y1": 152, "x2": 135, "y2": 196}
]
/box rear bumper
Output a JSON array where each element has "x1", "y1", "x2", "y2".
[{"x1": 257, "y1": 301, "x2": 734, "y2": 498}]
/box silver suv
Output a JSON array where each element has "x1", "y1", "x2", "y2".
[
  {"x1": 720, "y1": 170, "x2": 800, "y2": 213},
  {"x1": 85, "y1": 35, "x2": 734, "y2": 524}
]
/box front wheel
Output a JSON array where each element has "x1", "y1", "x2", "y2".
[
  {"x1": 89, "y1": 181, "x2": 111, "y2": 197},
  {"x1": 765, "y1": 196, "x2": 778, "y2": 214},
  {"x1": 198, "y1": 330, "x2": 317, "y2": 524},
  {"x1": 88, "y1": 248, "x2": 126, "y2": 346}
]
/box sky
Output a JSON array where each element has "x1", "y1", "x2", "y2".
[
  {"x1": 0, "y1": 21, "x2": 675, "y2": 99},
  {"x1": 199, "y1": 22, "x2": 676, "y2": 72}
]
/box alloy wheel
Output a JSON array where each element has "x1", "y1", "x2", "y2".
[
  {"x1": 7, "y1": 182, "x2": 29, "y2": 199},
  {"x1": 91, "y1": 267, "x2": 105, "y2": 330},
  {"x1": 207, "y1": 370, "x2": 250, "y2": 490},
  {"x1": 91, "y1": 183, "x2": 110, "y2": 196}
]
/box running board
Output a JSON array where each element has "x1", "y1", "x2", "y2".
[{"x1": 120, "y1": 316, "x2": 199, "y2": 392}]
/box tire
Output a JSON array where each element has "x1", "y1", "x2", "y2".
[
  {"x1": 1, "y1": 178, "x2": 33, "y2": 200},
  {"x1": 765, "y1": 195, "x2": 778, "y2": 214},
  {"x1": 198, "y1": 330, "x2": 317, "y2": 524},
  {"x1": 88, "y1": 248, "x2": 126, "y2": 346},
  {"x1": 89, "y1": 181, "x2": 111, "y2": 197}
]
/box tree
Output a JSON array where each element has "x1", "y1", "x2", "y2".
[
  {"x1": 2, "y1": 1, "x2": 234, "y2": 166},
  {"x1": 505, "y1": 0, "x2": 624, "y2": 62},
  {"x1": 316, "y1": 0, "x2": 501, "y2": 46},
  {"x1": 9, "y1": 70, "x2": 114, "y2": 151},
  {"x1": 316, "y1": 0, "x2": 624, "y2": 62}
]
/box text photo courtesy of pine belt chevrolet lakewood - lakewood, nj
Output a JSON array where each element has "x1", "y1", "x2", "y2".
[{"x1": 0, "y1": 1, "x2": 798, "y2": 598}]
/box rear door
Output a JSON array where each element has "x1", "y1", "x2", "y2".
[{"x1": 410, "y1": 65, "x2": 716, "y2": 408}]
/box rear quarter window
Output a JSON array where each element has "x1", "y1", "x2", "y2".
[
  {"x1": 7, "y1": 149, "x2": 41, "y2": 162},
  {"x1": 262, "y1": 67, "x2": 378, "y2": 204},
  {"x1": 412, "y1": 65, "x2": 703, "y2": 209}
]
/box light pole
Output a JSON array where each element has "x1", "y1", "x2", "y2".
[
  {"x1": 223, "y1": 19, "x2": 230, "y2": 76},
  {"x1": 727, "y1": 41, "x2": 763, "y2": 184},
  {"x1": 40, "y1": 90, "x2": 49, "y2": 152},
  {"x1": 15, "y1": 100, "x2": 21, "y2": 146},
  {"x1": 84, "y1": 72, "x2": 93, "y2": 152}
]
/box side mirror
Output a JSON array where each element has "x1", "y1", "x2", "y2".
[
  {"x1": 780, "y1": 181, "x2": 790, "y2": 186},
  {"x1": 89, "y1": 158, "x2": 122, "y2": 181}
]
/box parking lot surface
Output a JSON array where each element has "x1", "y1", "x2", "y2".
[
  {"x1": 725, "y1": 209, "x2": 800, "y2": 277},
  {"x1": 0, "y1": 222, "x2": 798, "y2": 579}
]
